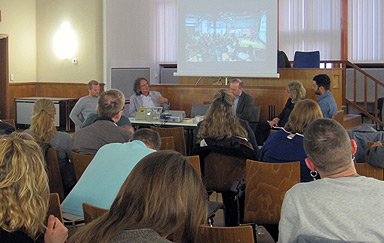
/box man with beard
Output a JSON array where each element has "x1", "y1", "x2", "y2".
[{"x1": 312, "y1": 74, "x2": 337, "y2": 118}]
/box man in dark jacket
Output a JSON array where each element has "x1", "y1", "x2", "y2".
[{"x1": 230, "y1": 78, "x2": 255, "y2": 122}]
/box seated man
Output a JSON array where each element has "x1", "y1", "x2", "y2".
[
  {"x1": 366, "y1": 141, "x2": 384, "y2": 168},
  {"x1": 279, "y1": 119, "x2": 384, "y2": 242},
  {"x1": 81, "y1": 111, "x2": 134, "y2": 133},
  {"x1": 61, "y1": 128, "x2": 160, "y2": 216},
  {"x1": 72, "y1": 89, "x2": 132, "y2": 155},
  {"x1": 312, "y1": 74, "x2": 337, "y2": 118},
  {"x1": 128, "y1": 77, "x2": 170, "y2": 117},
  {"x1": 229, "y1": 78, "x2": 255, "y2": 123},
  {"x1": 70, "y1": 80, "x2": 100, "y2": 131}
]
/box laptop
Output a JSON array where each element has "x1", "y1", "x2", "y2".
[{"x1": 135, "y1": 107, "x2": 163, "y2": 121}]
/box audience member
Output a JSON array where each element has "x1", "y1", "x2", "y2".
[
  {"x1": 229, "y1": 78, "x2": 255, "y2": 122},
  {"x1": 256, "y1": 80, "x2": 306, "y2": 145},
  {"x1": 260, "y1": 99, "x2": 322, "y2": 182},
  {"x1": 347, "y1": 125, "x2": 384, "y2": 163},
  {"x1": 70, "y1": 80, "x2": 100, "y2": 131},
  {"x1": 366, "y1": 141, "x2": 384, "y2": 168},
  {"x1": 81, "y1": 111, "x2": 134, "y2": 133},
  {"x1": 312, "y1": 74, "x2": 337, "y2": 118},
  {"x1": 62, "y1": 129, "x2": 160, "y2": 216},
  {"x1": 72, "y1": 89, "x2": 132, "y2": 155},
  {"x1": 68, "y1": 151, "x2": 207, "y2": 243},
  {"x1": 0, "y1": 120, "x2": 15, "y2": 135},
  {"x1": 24, "y1": 99, "x2": 76, "y2": 194},
  {"x1": 128, "y1": 78, "x2": 170, "y2": 117},
  {"x1": 279, "y1": 119, "x2": 384, "y2": 242},
  {"x1": 0, "y1": 133, "x2": 68, "y2": 243},
  {"x1": 196, "y1": 89, "x2": 258, "y2": 152}
]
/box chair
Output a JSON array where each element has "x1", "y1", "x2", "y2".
[
  {"x1": 191, "y1": 104, "x2": 210, "y2": 118},
  {"x1": 1, "y1": 119, "x2": 15, "y2": 128},
  {"x1": 332, "y1": 110, "x2": 344, "y2": 126},
  {"x1": 244, "y1": 160, "x2": 300, "y2": 225},
  {"x1": 48, "y1": 193, "x2": 64, "y2": 223},
  {"x1": 198, "y1": 224, "x2": 255, "y2": 243},
  {"x1": 278, "y1": 50, "x2": 291, "y2": 68},
  {"x1": 71, "y1": 151, "x2": 95, "y2": 181},
  {"x1": 204, "y1": 153, "x2": 246, "y2": 192},
  {"x1": 160, "y1": 136, "x2": 175, "y2": 151},
  {"x1": 248, "y1": 106, "x2": 261, "y2": 133},
  {"x1": 82, "y1": 202, "x2": 109, "y2": 224},
  {"x1": 355, "y1": 163, "x2": 384, "y2": 180},
  {"x1": 151, "y1": 126, "x2": 186, "y2": 155},
  {"x1": 46, "y1": 147, "x2": 65, "y2": 202},
  {"x1": 185, "y1": 155, "x2": 201, "y2": 177},
  {"x1": 293, "y1": 51, "x2": 320, "y2": 68}
]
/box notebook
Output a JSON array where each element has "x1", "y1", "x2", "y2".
[{"x1": 135, "y1": 107, "x2": 163, "y2": 121}]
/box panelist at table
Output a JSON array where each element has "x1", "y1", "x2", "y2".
[{"x1": 128, "y1": 78, "x2": 170, "y2": 117}]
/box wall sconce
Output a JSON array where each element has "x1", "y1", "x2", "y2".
[{"x1": 53, "y1": 22, "x2": 78, "y2": 60}]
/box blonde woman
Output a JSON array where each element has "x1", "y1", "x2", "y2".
[
  {"x1": 24, "y1": 99, "x2": 76, "y2": 194},
  {"x1": 260, "y1": 99, "x2": 323, "y2": 182},
  {"x1": 68, "y1": 151, "x2": 207, "y2": 243},
  {"x1": 196, "y1": 89, "x2": 258, "y2": 150},
  {"x1": 0, "y1": 133, "x2": 68, "y2": 242}
]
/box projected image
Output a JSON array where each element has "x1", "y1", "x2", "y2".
[{"x1": 185, "y1": 11, "x2": 267, "y2": 63}]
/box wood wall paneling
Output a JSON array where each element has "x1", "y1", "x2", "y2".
[{"x1": 0, "y1": 35, "x2": 9, "y2": 119}]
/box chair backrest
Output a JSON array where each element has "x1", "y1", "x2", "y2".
[
  {"x1": 293, "y1": 51, "x2": 320, "y2": 68},
  {"x1": 332, "y1": 110, "x2": 344, "y2": 125},
  {"x1": 160, "y1": 136, "x2": 175, "y2": 151},
  {"x1": 198, "y1": 224, "x2": 255, "y2": 243},
  {"x1": 83, "y1": 202, "x2": 109, "y2": 224},
  {"x1": 71, "y1": 151, "x2": 95, "y2": 181},
  {"x1": 150, "y1": 126, "x2": 186, "y2": 155},
  {"x1": 244, "y1": 160, "x2": 301, "y2": 225},
  {"x1": 191, "y1": 104, "x2": 210, "y2": 118},
  {"x1": 46, "y1": 147, "x2": 65, "y2": 202},
  {"x1": 185, "y1": 155, "x2": 201, "y2": 177},
  {"x1": 204, "y1": 153, "x2": 246, "y2": 192},
  {"x1": 48, "y1": 193, "x2": 63, "y2": 223},
  {"x1": 1, "y1": 119, "x2": 15, "y2": 128},
  {"x1": 355, "y1": 163, "x2": 384, "y2": 180}
]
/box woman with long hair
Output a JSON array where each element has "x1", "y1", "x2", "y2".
[
  {"x1": 260, "y1": 99, "x2": 323, "y2": 182},
  {"x1": 196, "y1": 89, "x2": 258, "y2": 150},
  {"x1": 0, "y1": 133, "x2": 68, "y2": 242},
  {"x1": 68, "y1": 150, "x2": 207, "y2": 243},
  {"x1": 24, "y1": 99, "x2": 76, "y2": 194},
  {"x1": 256, "y1": 80, "x2": 306, "y2": 145}
]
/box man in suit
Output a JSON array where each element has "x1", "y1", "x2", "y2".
[{"x1": 230, "y1": 78, "x2": 255, "y2": 122}]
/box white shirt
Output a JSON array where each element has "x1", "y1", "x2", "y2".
[{"x1": 141, "y1": 94, "x2": 155, "y2": 107}]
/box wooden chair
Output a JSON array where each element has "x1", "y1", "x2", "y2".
[
  {"x1": 151, "y1": 126, "x2": 186, "y2": 155},
  {"x1": 244, "y1": 160, "x2": 300, "y2": 225},
  {"x1": 185, "y1": 155, "x2": 201, "y2": 177},
  {"x1": 355, "y1": 163, "x2": 384, "y2": 180},
  {"x1": 71, "y1": 151, "x2": 95, "y2": 181},
  {"x1": 1, "y1": 118, "x2": 15, "y2": 128},
  {"x1": 46, "y1": 147, "x2": 65, "y2": 202},
  {"x1": 160, "y1": 136, "x2": 175, "y2": 151},
  {"x1": 204, "y1": 153, "x2": 246, "y2": 192},
  {"x1": 82, "y1": 202, "x2": 109, "y2": 224},
  {"x1": 198, "y1": 224, "x2": 255, "y2": 243},
  {"x1": 48, "y1": 193, "x2": 64, "y2": 223}
]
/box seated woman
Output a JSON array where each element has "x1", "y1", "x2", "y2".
[
  {"x1": 0, "y1": 133, "x2": 68, "y2": 243},
  {"x1": 260, "y1": 99, "x2": 323, "y2": 182},
  {"x1": 256, "y1": 80, "x2": 306, "y2": 145},
  {"x1": 195, "y1": 89, "x2": 259, "y2": 158},
  {"x1": 68, "y1": 151, "x2": 207, "y2": 243},
  {"x1": 24, "y1": 99, "x2": 76, "y2": 195}
]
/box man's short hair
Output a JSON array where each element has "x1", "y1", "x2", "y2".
[
  {"x1": 231, "y1": 78, "x2": 244, "y2": 89},
  {"x1": 133, "y1": 77, "x2": 148, "y2": 95},
  {"x1": 97, "y1": 89, "x2": 125, "y2": 118},
  {"x1": 87, "y1": 80, "x2": 99, "y2": 90},
  {"x1": 132, "y1": 128, "x2": 161, "y2": 150},
  {"x1": 313, "y1": 74, "x2": 331, "y2": 90},
  {"x1": 303, "y1": 119, "x2": 352, "y2": 175}
]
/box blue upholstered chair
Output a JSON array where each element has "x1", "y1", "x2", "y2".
[{"x1": 293, "y1": 51, "x2": 320, "y2": 68}]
